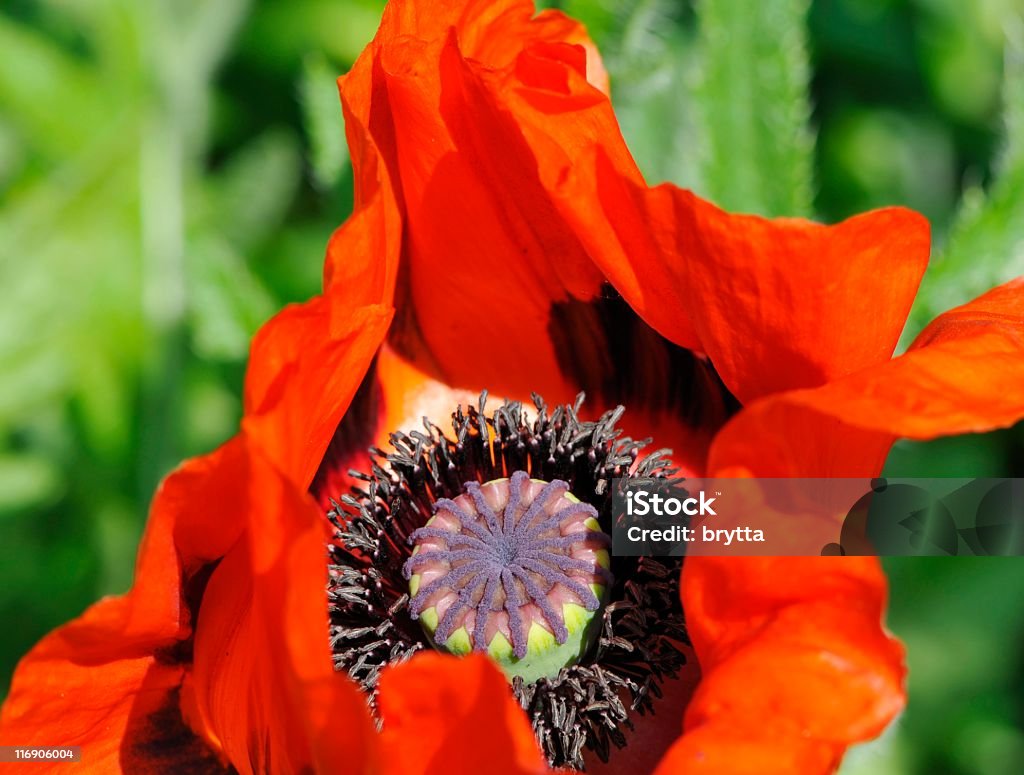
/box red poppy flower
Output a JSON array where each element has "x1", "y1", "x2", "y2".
[{"x1": 4, "y1": 1, "x2": 1024, "y2": 773}]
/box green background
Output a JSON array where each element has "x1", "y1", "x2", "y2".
[{"x1": 1, "y1": 1, "x2": 1022, "y2": 772}]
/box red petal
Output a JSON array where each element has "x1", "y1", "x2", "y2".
[
  {"x1": 557, "y1": 152, "x2": 931, "y2": 403},
  {"x1": 336, "y1": 0, "x2": 634, "y2": 402},
  {"x1": 0, "y1": 651, "x2": 206, "y2": 773},
  {"x1": 322, "y1": 146, "x2": 402, "y2": 310},
  {"x1": 187, "y1": 443, "x2": 375, "y2": 775},
  {"x1": 669, "y1": 557, "x2": 904, "y2": 774},
  {"x1": 653, "y1": 725, "x2": 838, "y2": 775},
  {"x1": 912, "y1": 274, "x2": 1024, "y2": 346},
  {"x1": 376, "y1": 653, "x2": 548, "y2": 775},
  {"x1": 243, "y1": 296, "x2": 392, "y2": 488},
  {"x1": 709, "y1": 278, "x2": 1024, "y2": 476},
  {"x1": 676, "y1": 198, "x2": 930, "y2": 403}
]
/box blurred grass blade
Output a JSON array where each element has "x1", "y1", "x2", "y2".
[
  {"x1": 183, "y1": 0, "x2": 253, "y2": 83},
  {"x1": 563, "y1": 0, "x2": 701, "y2": 189},
  {"x1": 300, "y1": 52, "x2": 350, "y2": 190},
  {"x1": 209, "y1": 128, "x2": 303, "y2": 250},
  {"x1": 695, "y1": 0, "x2": 815, "y2": 216},
  {"x1": 240, "y1": 0, "x2": 384, "y2": 67},
  {"x1": 908, "y1": 20, "x2": 1024, "y2": 338},
  {"x1": 1005, "y1": 20, "x2": 1024, "y2": 178},
  {"x1": 187, "y1": 237, "x2": 276, "y2": 361},
  {"x1": 0, "y1": 454, "x2": 62, "y2": 514},
  {"x1": 0, "y1": 16, "x2": 101, "y2": 155}
]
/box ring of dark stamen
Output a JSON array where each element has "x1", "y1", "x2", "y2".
[{"x1": 326, "y1": 393, "x2": 689, "y2": 771}]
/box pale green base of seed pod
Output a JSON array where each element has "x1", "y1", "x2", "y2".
[{"x1": 412, "y1": 535, "x2": 611, "y2": 683}]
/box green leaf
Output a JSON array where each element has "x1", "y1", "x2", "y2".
[
  {"x1": 0, "y1": 454, "x2": 63, "y2": 514},
  {"x1": 207, "y1": 128, "x2": 303, "y2": 251},
  {"x1": 181, "y1": 0, "x2": 253, "y2": 84},
  {"x1": 186, "y1": 236, "x2": 276, "y2": 361},
  {"x1": 694, "y1": 0, "x2": 815, "y2": 216},
  {"x1": 300, "y1": 52, "x2": 350, "y2": 190},
  {"x1": 93, "y1": 499, "x2": 144, "y2": 595},
  {"x1": 907, "y1": 21, "x2": 1024, "y2": 338},
  {"x1": 240, "y1": 0, "x2": 385, "y2": 68},
  {"x1": 0, "y1": 15, "x2": 102, "y2": 155}
]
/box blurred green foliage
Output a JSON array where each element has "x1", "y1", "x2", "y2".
[
  {"x1": 0, "y1": 0, "x2": 373, "y2": 697},
  {"x1": 1, "y1": 1, "x2": 1022, "y2": 772}
]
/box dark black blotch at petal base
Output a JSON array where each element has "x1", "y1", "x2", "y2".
[
  {"x1": 548, "y1": 284, "x2": 741, "y2": 425},
  {"x1": 122, "y1": 684, "x2": 234, "y2": 774}
]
